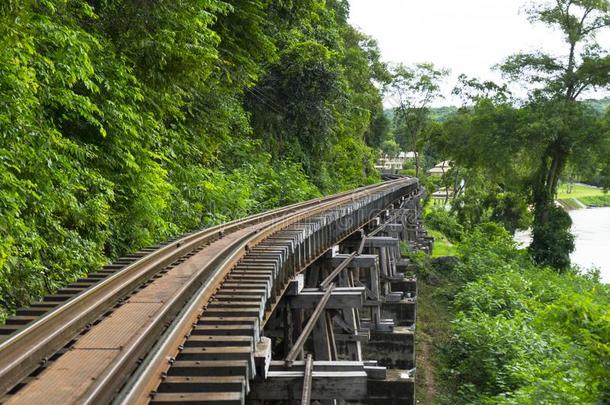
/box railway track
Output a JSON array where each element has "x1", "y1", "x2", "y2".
[{"x1": 0, "y1": 178, "x2": 420, "y2": 404}]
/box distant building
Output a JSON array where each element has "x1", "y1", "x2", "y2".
[
  {"x1": 374, "y1": 151, "x2": 415, "y2": 173},
  {"x1": 431, "y1": 187, "x2": 453, "y2": 206},
  {"x1": 398, "y1": 151, "x2": 416, "y2": 159},
  {"x1": 427, "y1": 160, "x2": 452, "y2": 177}
]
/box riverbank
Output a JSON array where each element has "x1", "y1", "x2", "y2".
[
  {"x1": 556, "y1": 183, "x2": 610, "y2": 210},
  {"x1": 515, "y1": 206, "x2": 610, "y2": 283},
  {"x1": 416, "y1": 214, "x2": 610, "y2": 403}
]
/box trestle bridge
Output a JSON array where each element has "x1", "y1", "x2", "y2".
[{"x1": 0, "y1": 178, "x2": 432, "y2": 405}]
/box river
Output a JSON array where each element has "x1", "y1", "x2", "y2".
[
  {"x1": 569, "y1": 207, "x2": 610, "y2": 283},
  {"x1": 515, "y1": 207, "x2": 610, "y2": 283}
]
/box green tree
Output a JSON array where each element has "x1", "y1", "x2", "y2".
[
  {"x1": 387, "y1": 63, "x2": 448, "y2": 177},
  {"x1": 0, "y1": 0, "x2": 388, "y2": 319},
  {"x1": 433, "y1": 96, "x2": 533, "y2": 234},
  {"x1": 381, "y1": 139, "x2": 400, "y2": 157},
  {"x1": 244, "y1": 0, "x2": 387, "y2": 191},
  {"x1": 500, "y1": 0, "x2": 610, "y2": 269}
]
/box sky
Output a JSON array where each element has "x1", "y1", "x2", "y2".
[{"x1": 348, "y1": 0, "x2": 610, "y2": 107}]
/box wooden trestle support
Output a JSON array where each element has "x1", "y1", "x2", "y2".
[
  {"x1": 138, "y1": 184, "x2": 431, "y2": 405},
  {"x1": 242, "y1": 188, "x2": 432, "y2": 405},
  {"x1": 0, "y1": 180, "x2": 432, "y2": 405}
]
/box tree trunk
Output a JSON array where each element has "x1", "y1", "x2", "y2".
[{"x1": 530, "y1": 146, "x2": 571, "y2": 268}]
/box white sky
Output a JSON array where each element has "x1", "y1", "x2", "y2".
[{"x1": 348, "y1": 0, "x2": 610, "y2": 106}]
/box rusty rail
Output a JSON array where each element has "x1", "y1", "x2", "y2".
[
  {"x1": 0, "y1": 178, "x2": 415, "y2": 403},
  {"x1": 116, "y1": 180, "x2": 415, "y2": 404}
]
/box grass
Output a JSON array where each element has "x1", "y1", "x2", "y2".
[
  {"x1": 579, "y1": 194, "x2": 610, "y2": 207},
  {"x1": 427, "y1": 229, "x2": 457, "y2": 257},
  {"x1": 415, "y1": 268, "x2": 455, "y2": 404},
  {"x1": 557, "y1": 198, "x2": 585, "y2": 210},
  {"x1": 556, "y1": 183, "x2": 610, "y2": 208},
  {"x1": 557, "y1": 183, "x2": 605, "y2": 198},
  {"x1": 415, "y1": 221, "x2": 459, "y2": 402}
]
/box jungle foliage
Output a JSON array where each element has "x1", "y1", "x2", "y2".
[
  {"x1": 443, "y1": 222, "x2": 609, "y2": 404},
  {"x1": 0, "y1": 0, "x2": 388, "y2": 319},
  {"x1": 443, "y1": 0, "x2": 610, "y2": 270},
  {"x1": 432, "y1": 84, "x2": 610, "y2": 269},
  {"x1": 384, "y1": 1, "x2": 610, "y2": 270}
]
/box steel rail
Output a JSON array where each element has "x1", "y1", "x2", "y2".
[
  {"x1": 82, "y1": 220, "x2": 274, "y2": 404},
  {"x1": 301, "y1": 354, "x2": 314, "y2": 405},
  {"x1": 0, "y1": 180, "x2": 408, "y2": 396},
  {"x1": 115, "y1": 179, "x2": 414, "y2": 405}
]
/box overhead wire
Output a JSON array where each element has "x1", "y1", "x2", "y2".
[
  {"x1": 244, "y1": 87, "x2": 286, "y2": 115},
  {"x1": 249, "y1": 86, "x2": 284, "y2": 109}
]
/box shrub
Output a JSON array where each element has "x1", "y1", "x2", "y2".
[
  {"x1": 425, "y1": 208, "x2": 464, "y2": 242},
  {"x1": 529, "y1": 205, "x2": 574, "y2": 270},
  {"x1": 453, "y1": 271, "x2": 531, "y2": 317},
  {"x1": 454, "y1": 222, "x2": 529, "y2": 282},
  {"x1": 441, "y1": 221, "x2": 609, "y2": 404}
]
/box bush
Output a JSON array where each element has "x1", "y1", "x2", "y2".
[
  {"x1": 441, "y1": 221, "x2": 610, "y2": 404},
  {"x1": 401, "y1": 242, "x2": 434, "y2": 280},
  {"x1": 453, "y1": 271, "x2": 531, "y2": 317},
  {"x1": 425, "y1": 208, "x2": 464, "y2": 242},
  {"x1": 455, "y1": 222, "x2": 529, "y2": 282},
  {"x1": 399, "y1": 168, "x2": 416, "y2": 177},
  {"x1": 489, "y1": 192, "x2": 531, "y2": 234},
  {"x1": 0, "y1": 0, "x2": 388, "y2": 320},
  {"x1": 444, "y1": 312, "x2": 550, "y2": 401},
  {"x1": 529, "y1": 205, "x2": 574, "y2": 270}
]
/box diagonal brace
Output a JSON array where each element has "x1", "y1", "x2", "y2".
[{"x1": 285, "y1": 283, "x2": 335, "y2": 365}]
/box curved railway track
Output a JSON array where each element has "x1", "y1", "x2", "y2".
[{"x1": 0, "y1": 178, "x2": 420, "y2": 404}]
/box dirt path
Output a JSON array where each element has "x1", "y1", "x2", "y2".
[
  {"x1": 415, "y1": 280, "x2": 452, "y2": 404},
  {"x1": 416, "y1": 328, "x2": 439, "y2": 403}
]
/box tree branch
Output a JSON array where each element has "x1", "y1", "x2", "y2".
[{"x1": 573, "y1": 80, "x2": 590, "y2": 99}]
